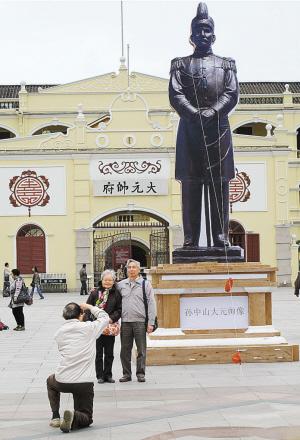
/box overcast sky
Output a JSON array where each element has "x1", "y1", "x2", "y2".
[{"x1": 1, "y1": 0, "x2": 299, "y2": 85}]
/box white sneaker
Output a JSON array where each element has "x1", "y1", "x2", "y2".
[{"x1": 49, "y1": 418, "x2": 60, "y2": 428}]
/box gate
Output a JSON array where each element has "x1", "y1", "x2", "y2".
[
  {"x1": 93, "y1": 231, "x2": 131, "y2": 286},
  {"x1": 150, "y1": 229, "x2": 170, "y2": 266}
]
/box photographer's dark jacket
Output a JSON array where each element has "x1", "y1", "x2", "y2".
[
  {"x1": 85, "y1": 284, "x2": 122, "y2": 323},
  {"x1": 169, "y1": 51, "x2": 239, "y2": 182}
]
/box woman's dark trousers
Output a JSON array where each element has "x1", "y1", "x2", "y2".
[
  {"x1": 95, "y1": 335, "x2": 115, "y2": 380},
  {"x1": 12, "y1": 307, "x2": 24, "y2": 327}
]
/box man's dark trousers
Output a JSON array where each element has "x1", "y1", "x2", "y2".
[
  {"x1": 120, "y1": 322, "x2": 146, "y2": 378},
  {"x1": 47, "y1": 374, "x2": 94, "y2": 430},
  {"x1": 96, "y1": 335, "x2": 115, "y2": 380},
  {"x1": 80, "y1": 280, "x2": 88, "y2": 295}
]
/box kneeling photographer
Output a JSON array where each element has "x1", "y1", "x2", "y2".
[{"x1": 46, "y1": 302, "x2": 109, "y2": 433}]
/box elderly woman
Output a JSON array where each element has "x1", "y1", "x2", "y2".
[{"x1": 86, "y1": 269, "x2": 122, "y2": 383}]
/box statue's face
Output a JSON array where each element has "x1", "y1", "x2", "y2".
[{"x1": 191, "y1": 23, "x2": 215, "y2": 50}]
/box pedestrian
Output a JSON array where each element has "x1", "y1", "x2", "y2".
[
  {"x1": 79, "y1": 264, "x2": 88, "y2": 295},
  {"x1": 294, "y1": 271, "x2": 300, "y2": 297},
  {"x1": 118, "y1": 259, "x2": 156, "y2": 383},
  {"x1": 9, "y1": 268, "x2": 26, "y2": 331},
  {"x1": 2, "y1": 262, "x2": 10, "y2": 297},
  {"x1": 31, "y1": 266, "x2": 44, "y2": 299},
  {"x1": 85, "y1": 269, "x2": 122, "y2": 384},
  {"x1": 116, "y1": 264, "x2": 125, "y2": 281},
  {"x1": 46, "y1": 302, "x2": 109, "y2": 433}
]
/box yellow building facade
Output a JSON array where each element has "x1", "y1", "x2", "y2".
[{"x1": 0, "y1": 59, "x2": 299, "y2": 288}]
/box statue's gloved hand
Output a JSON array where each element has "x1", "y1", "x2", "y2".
[{"x1": 201, "y1": 108, "x2": 216, "y2": 120}]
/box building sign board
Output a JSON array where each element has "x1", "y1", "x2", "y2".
[
  {"x1": 180, "y1": 296, "x2": 249, "y2": 330},
  {"x1": 90, "y1": 158, "x2": 170, "y2": 197}
]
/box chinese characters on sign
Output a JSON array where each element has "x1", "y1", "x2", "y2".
[
  {"x1": 180, "y1": 296, "x2": 248, "y2": 330},
  {"x1": 93, "y1": 179, "x2": 168, "y2": 197},
  {"x1": 184, "y1": 306, "x2": 246, "y2": 317}
]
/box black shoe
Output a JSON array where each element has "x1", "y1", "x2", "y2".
[
  {"x1": 119, "y1": 376, "x2": 132, "y2": 382},
  {"x1": 105, "y1": 377, "x2": 115, "y2": 383},
  {"x1": 137, "y1": 376, "x2": 146, "y2": 383},
  {"x1": 97, "y1": 378, "x2": 105, "y2": 384}
]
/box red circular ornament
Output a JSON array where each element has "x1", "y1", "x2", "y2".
[{"x1": 14, "y1": 175, "x2": 45, "y2": 207}]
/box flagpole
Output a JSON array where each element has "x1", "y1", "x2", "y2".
[{"x1": 121, "y1": 1, "x2": 124, "y2": 58}]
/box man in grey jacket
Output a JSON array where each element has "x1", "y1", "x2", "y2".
[
  {"x1": 118, "y1": 259, "x2": 156, "y2": 383},
  {"x1": 47, "y1": 302, "x2": 109, "y2": 433}
]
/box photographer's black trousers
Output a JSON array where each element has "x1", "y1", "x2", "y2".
[{"x1": 47, "y1": 374, "x2": 93, "y2": 430}]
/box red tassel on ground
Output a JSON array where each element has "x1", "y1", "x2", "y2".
[
  {"x1": 225, "y1": 277, "x2": 234, "y2": 293},
  {"x1": 232, "y1": 351, "x2": 241, "y2": 364}
]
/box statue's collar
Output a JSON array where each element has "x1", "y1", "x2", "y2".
[{"x1": 192, "y1": 48, "x2": 213, "y2": 58}]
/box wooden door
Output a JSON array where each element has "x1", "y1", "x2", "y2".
[
  {"x1": 246, "y1": 233, "x2": 260, "y2": 262},
  {"x1": 17, "y1": 236, "x2": 46, "y2": 274}
]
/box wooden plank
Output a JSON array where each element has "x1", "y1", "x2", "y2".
[
  {"x1": 265, "y1": 292, "x2": 272, "y2": 325},
  {"x1": 293, "y1": 344, "x2": 299, "y2": 361},
  {"x1": 146, "y1": 344, "x2": 298, "y2": 365},
  {"x1": 149, "y1": 331, "x2": 281, "y2": 340},
  {"x1": 248, "y1": 292, "x2": 267, "y2": 326},
  {"x1": 162, "y1": 294, "x2": 180, "y2": 328}
]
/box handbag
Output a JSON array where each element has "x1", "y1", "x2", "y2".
[
  {"x1": 102, "y1": 322, "x2": 120, "y2": 336},
  {"x1": 142, "y1": 279, "x2": 158, "y2": 332},
  {"x1": 13, "y1": 279, "x2": 31, "y2": 304}
]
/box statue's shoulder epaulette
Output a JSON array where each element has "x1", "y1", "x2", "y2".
[
  {"x1": 222, "y1": 57, "x2": 237, "y2": 73},
  {"x1": 170, "y1": 56, "x2": 191, "y2": 72}
]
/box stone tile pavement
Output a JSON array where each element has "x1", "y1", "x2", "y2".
[{"x1": 1, "y1": 288, "x2": 300, "y2": 440}]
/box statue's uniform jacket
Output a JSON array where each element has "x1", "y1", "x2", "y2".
[{"x1": 169, "y1": 53, "x2": 239, "y2": 183}]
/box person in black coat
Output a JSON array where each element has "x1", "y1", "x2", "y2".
[{"x1": 85, "y1": 269, "x2": 122, "y2": 383}]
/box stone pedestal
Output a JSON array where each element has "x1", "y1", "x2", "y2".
[
  {"x1": 172, "y1": 246, "x2": 244, "y2": 263},
  {"x1": 147, "y1": 262, "x2": 298, "y2": 365}
]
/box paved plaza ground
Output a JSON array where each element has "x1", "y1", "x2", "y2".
[{"x1": 1, "y1": 288, "x2": 300, "y2": 440}]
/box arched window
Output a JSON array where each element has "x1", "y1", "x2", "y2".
[
  {"x1": 32, "y1": 125, "x2": 68, "y2": 136},
  {"x1": 229, "y1": 220, "x2": 245, "y2": 250},
  {"x1": 16, "y1": 224, "x2": 46, "y2": 274},
  {"x1": 229, "y1": 220, "x2": 260, "y2": 262},
  {"x1": 234, "y1": 122, "x2": 275, "y2": 137},
  {"x1": 0, "y1": 126, "x2": 16, "y2": 139}
]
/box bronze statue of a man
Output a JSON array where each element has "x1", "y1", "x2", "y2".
[{"x1": 169, "y1": 2, "x2": 239, "y2": 248}]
